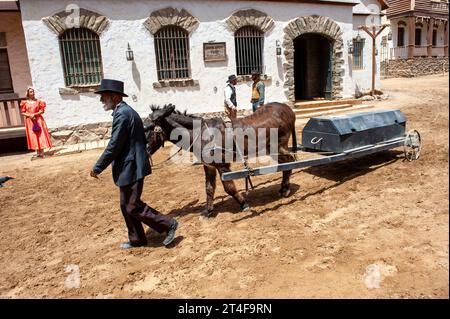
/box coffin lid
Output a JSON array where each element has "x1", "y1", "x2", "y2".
[{"x1": 304, "y1": 109, "x2": 406, "y2": 135}]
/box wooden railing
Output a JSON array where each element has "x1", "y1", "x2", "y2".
[
  {"x1": 0, "y1": 97, "x2": 26, "y2": 128},
  {"x1": 431, "y1": 46, "x2": 446, "y2": 57},
  {"x1": 389, "y1": 45, "x2": 448, "y2": 59},
  {"x1": 414, "y1": 45, "x2": 428, "y2": 57},
  {"x1": 390, "y1": 46, "x2": 408, "y2": 59}
]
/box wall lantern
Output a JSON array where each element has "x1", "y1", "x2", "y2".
[
  {"x1": 388, "y1": 31, "x2": 392, "y2": 41},
  {"x1": 126, "y1": 43, "x2": 134, "y2": 61},
  {"x1": 276, "y1": 40, "x2": 282, "y2": 55},
  {"x1": 347, "y1": 40, "x2": 354, "y2": 54}
]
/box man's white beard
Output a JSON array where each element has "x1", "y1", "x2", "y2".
[{"x1": 103, "y1": 100, "x2": 115, "y2": 111}]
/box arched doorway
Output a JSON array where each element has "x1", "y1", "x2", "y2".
[
  {"x1": 283, "y1": 15, "x2": 345, "y2": 102},
  {"x1": 294, "y1": 34, "x2": 332, "y2": 100}
]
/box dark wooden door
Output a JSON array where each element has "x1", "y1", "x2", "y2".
[{"x1": 0, "y1": 48, "x2": 14, "y2": 94}]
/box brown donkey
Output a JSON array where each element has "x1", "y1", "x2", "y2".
[{"x1": 144, "y1": 103, "x2": 297, "y2": 217}]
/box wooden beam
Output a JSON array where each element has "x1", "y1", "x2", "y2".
[
  {"x1": 407, "y1": 16, "x2": 415, "y2": 58},
  {"x1": 427, "y1": 18, "x2": 435, "y2": 57}
]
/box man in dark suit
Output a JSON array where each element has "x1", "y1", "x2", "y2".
[{"x1": 90, "y1": 79, "x2": 178, "y2": 249}]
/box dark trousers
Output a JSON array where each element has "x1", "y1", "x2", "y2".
[{"x1": 120, "y1": 179, "x2": 173, "y2": 246}]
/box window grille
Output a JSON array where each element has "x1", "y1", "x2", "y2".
[
  {"x1": 154, "y1": 26, "x2": 190, "y2": 80},
  {"x1": 59, "y1": 28, "x2": 103, "y2": 87},
  {"x1": 234, "y1": 26, "x2": 264, "y2": 75},
  {"x1": 352, "y1": 38, "x2": 365, "y2": 70}
]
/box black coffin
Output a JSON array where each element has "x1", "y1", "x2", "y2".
[{"x1": 301, "y1": 109, "x2": 406, "y2": 153}]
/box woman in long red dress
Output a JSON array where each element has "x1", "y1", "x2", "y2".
[{"x1": 20, "y1": 87, "x2": 53, "y2": 158}]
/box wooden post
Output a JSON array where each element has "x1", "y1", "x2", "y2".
[
  {"x1": 445, "y1": 21, "x2": 449, "y2": 57},
  {"x1": 360, "y1": 25, "x2": 387, "y2": 96},
  {"x1": 427, "y1": 18, "x2": 435, "y2": 57},
  {"x1": 408, "y1": 16, "x2": 415, "y2": 58}
]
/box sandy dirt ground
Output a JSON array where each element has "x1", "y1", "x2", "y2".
[{"x1": 0, "y1": 74, "x2": 448, "y2": 299}]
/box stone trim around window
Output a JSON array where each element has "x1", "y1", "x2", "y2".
[
  {"x1": 236, "y1": 74, "x2": 272, "y2": 84},
  {"x1": 59, "y1": 85, "x2": 100, "y2": 95},
  {"x1": 42, "y1": 8, "x2": 110, "y2": 36},
  {"x1": 153, "y1": 79, "x2": 200, "y2": 89},
  {"x1": 225, "y1": 9, "x2": 274, "y2": 33},
  {"x1": 144, "y1": 7, "x2": 199, "y2": 35},
  {"x1": 283, "y1": 15, "x2": 345, "y2": 101}
]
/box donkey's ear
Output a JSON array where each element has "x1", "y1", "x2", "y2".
[{"x1": 162, "y1": 104, "x2": 176, "y2": 117}]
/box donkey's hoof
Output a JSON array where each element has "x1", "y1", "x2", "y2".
[
  {"x1": 279, "y1": 189, "x2": 291, "y2": 198},
  {"x1": 241, "y1": 203, "x2": 250, "y2": 212},
  {"x1": 200, "y1": 209, "x2": 213, "y2": 218}
]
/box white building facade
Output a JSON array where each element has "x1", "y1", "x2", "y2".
[{"x1": 17, "y1": 0, "x2": 387, "y2": 129}]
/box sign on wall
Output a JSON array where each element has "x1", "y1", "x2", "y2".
[{"x1": 203, "y1": 42, "x2": 227, "y2": 62}]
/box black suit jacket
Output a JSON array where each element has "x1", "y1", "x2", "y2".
[{"x1": 93, "y1": 101, "x2": 151, "y2": 187}]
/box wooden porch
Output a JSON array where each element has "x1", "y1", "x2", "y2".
[{"x1": 0, "y1": 97, "x2": 26, "y2": 139}]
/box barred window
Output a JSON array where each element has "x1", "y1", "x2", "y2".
[
  {"x1": 154, "y1": 26, "x2": 190, "y2": 80},
  {"x1": 235, "y1": 26, "x2": 264, "y2": 75},
  {"x1": 59, "y1": 28, "x2": 103, "y2": 86},
  {"x1": 352, "y1": 38, "x2": 365, "y2": 70}
]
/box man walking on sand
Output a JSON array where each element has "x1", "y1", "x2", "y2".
[{"x1": 90, "y1": 79, "x2": 178, "y2": 250}]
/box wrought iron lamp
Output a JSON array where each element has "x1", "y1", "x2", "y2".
[
  {"x1": 347, "y1": 40, "x2": 354, "y2": 54},
  {"x1": 126, "y1": 43, "x2": 134, "y2": 61},
  {"x1": 276, "y1": 40, "x2": 282, "y2": 55}
]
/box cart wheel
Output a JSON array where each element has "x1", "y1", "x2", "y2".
[{"x1": 404, "y1": 129, "x2": 421, "y2": 161}]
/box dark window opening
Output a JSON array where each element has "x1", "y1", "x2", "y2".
[
  {"x1": 415, "y1": 28, "x2": 422, "y2": 45},
  {"x1": 0, "y1": 48, "x2": 14, "y2": 93},
  {"x1": 397, "y1": 27, "x2": 405, "y2": 46}
]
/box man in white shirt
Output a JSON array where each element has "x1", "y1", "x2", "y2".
[{"x1": 224, "y1": 74, "x2": 238, "y2": 122}]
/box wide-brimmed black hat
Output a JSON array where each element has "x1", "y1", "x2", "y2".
[
  {"x1": 227, "y1": 74, "x2": 237, "y2": 82},
  {"x1": 94, "y1": 79, "x2": 128, "y2": 97}
]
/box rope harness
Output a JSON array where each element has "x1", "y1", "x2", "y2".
[{"x1": 150, "y1": 119, "x2": 255, "y2": 192}]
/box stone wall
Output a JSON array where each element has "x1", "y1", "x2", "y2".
[
  {"x1": 49, "y1": 122, "x2": 112, "y2": 146},
  {"x1": 381, "y1": 57, "x2": 449, "y2": 78},
  {"x1": 49, "y1": 110, "x2": 254, "y2": 146}
]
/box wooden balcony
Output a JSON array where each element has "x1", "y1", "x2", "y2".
[{"x1": 0, "y1": 97, "x2": 26, "y2": 139}]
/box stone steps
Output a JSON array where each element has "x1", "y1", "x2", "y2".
[
  {"x1": 293, "y1": 103, "x2": 354, "y2": 115},
  {"x1": 294, "y1": 99, "x2": 362, "y2": 109},
  {"x1": 43, "y1": 139, "x2": 109, "y2": 157}
]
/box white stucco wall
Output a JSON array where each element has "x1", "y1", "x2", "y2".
[
  {"x1": 351, "y1": 0, "x2": 383, "y2": 91},
  {"x1": 0, "y1": 11, "x2": 32, "y2": 97},
  {"x1": 19, "y1": 0, "x2": 377, "y2": 128},
  {"x1": 351, "y1": 14, "x2": 382, "y2": 91}
]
